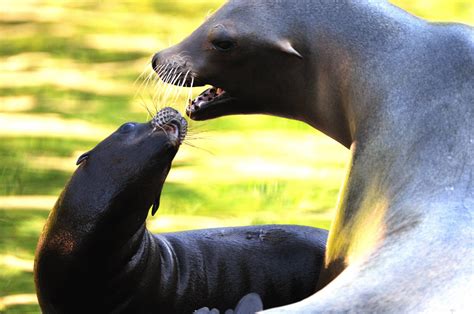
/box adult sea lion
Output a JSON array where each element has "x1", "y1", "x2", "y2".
[
  {"x1": 152, "y1": 0, "x2": 474, "y2": 312},
  {"x1": 34, "y1": 107, "x2": 328, "y2": 313}
]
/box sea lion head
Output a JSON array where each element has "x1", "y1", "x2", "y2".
[
  {"x1": 151, "y1": 0, "x2": 307, "y2": 122},
  {"x1": 74, "y1": 107, "x2": 187, "y2": 219}
]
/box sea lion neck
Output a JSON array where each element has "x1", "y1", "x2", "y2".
[
  {"x1": 49, "y1": 165, "x2": 151, "y2": 250},
  {"x1": 288, "y1": 1, "x2": 429, "y2": 148},
  {"x1": 304, "y1": 0, "x2": 472, "y2": 153},
  {"x1": 48, "y1": 128, "x2": 178, "y2": 252},
  {"x1": 308, "y1": 3, "x2": 474, "y2": 288}
]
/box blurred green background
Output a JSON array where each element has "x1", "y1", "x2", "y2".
[{"x1": 0, "y1": 0, "x2": 472, "y2": 312}]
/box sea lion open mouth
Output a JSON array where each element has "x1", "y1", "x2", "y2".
[
  {"x1": 151, "y1": 107, "x2": 187, "y2": 145},
  {"x1": 186, "y1": 86, "x2": 234, "y2": 120}
]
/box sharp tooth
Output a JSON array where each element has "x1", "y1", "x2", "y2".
[{"x1": 195, "y1": 99, "x2": 208, "y2": 108}]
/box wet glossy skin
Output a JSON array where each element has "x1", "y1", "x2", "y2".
[
  {"x1": 34, "y1": 109, "x2": 328, "y2": 313},
  {"x1": 153, "y1": 1, "x2": 474, "y2": 312}
]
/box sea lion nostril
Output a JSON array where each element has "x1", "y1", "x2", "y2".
[{"x1": 151, "y1": 53, "x2": 160, "y2": 72}]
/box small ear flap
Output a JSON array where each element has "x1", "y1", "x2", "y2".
[
  {"x1": 274, "y1": 39, "x2": 303, "y2": 59},
  {"x1": 76, "y1": 151, "x2": 90, "y2": 166}
]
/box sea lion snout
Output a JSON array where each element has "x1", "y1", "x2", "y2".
[
  {"x1": 71, "y1": 108, "x2": 187, "y2": 203},
  {"x1": 151, "y1": 107, "x2": 187, "y2": 145},
  {"x1": 151, "y1": 51, "x2": 198, "y2": 86}
]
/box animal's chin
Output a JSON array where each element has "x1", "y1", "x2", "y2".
[{"x1": 186, "y1": 86, "x2": 240, "y2": 120}]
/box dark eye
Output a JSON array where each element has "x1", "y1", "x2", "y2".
[
  {"x1": 119, "y1": 122, "x2": 136, "y2": 133},
  {"x1": 212, "y1": 40, "x2": 236, "y2": 51}
]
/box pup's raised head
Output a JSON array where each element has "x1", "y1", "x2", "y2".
[{"x1": 73, "y1": 107, "x2": 187, "y2": 218}]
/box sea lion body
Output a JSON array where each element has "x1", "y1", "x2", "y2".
[
  {"x1": 34, "y1": 107, "x2": 328, "y2": 313},
  {"x1": 156, "y1": 225, "x2": 326, "y2": 312},
  {"x1": 153, "y1": 1, "x2": 474, "y2": 312}
]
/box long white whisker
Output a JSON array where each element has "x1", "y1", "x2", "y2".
[
  {"x1": 173, "y1": 70, "x2": 189, "y2": 108},
  {"x1": 162, "y1": 70, "x2": 180, "y2": 104},
  {"x1": 140, "y1": 99, "x2": 154, "y2": 120},
  {"x1": 152, "y1": 70, "x2": 166, "y2": 104},
  {"x1": 163, "y1": 74, "x2": 179, "y2": 104},
  {"x1": 133, "y1": 63, "x2": 151, "y2": 88},
  {"x1": 166, "y1": 74, "x2": 180, "y2": 105},
  {"x1": 182, "y1": 141, "x2": 215, "y2": 155},
  {"x1": 150, "y1": 64, "x2": 168, "y2": 106},
  {"x1": 171, "y1": 77, "x2": 185, "y2": 107},
  {"x1": 138, "y1": 68, "x2": 155, "y2": 99},
  {"x1": 154, "y1": 66, "x2": 173, "y2": 107},
  {"x1": 159, "y1": 67, "x2": 175, "y2": 103},
  {"x1": 133, "y1": 66, "x2": 154, "y2": 99}
]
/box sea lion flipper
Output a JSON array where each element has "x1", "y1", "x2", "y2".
[
  {"x1": 234, "y1": 293, "x2": 263, "y2": 314},
  {"x1": 193, "y1": 293, "x2": 262, "y2": 314},
  {"x1": 194, "y1": 307, "x2": 220, "y2": 314}
]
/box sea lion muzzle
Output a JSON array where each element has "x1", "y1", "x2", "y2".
[{"x1": 151, "y1": 106, "x2": 187, "y2": 145}]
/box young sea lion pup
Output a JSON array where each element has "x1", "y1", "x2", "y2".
[
  {"x1": 153, "y1": 0, "x2": 473, "y2": 312},
  {"x1": 34, "y1": 107, "x2": 328, "y2": 313}
]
